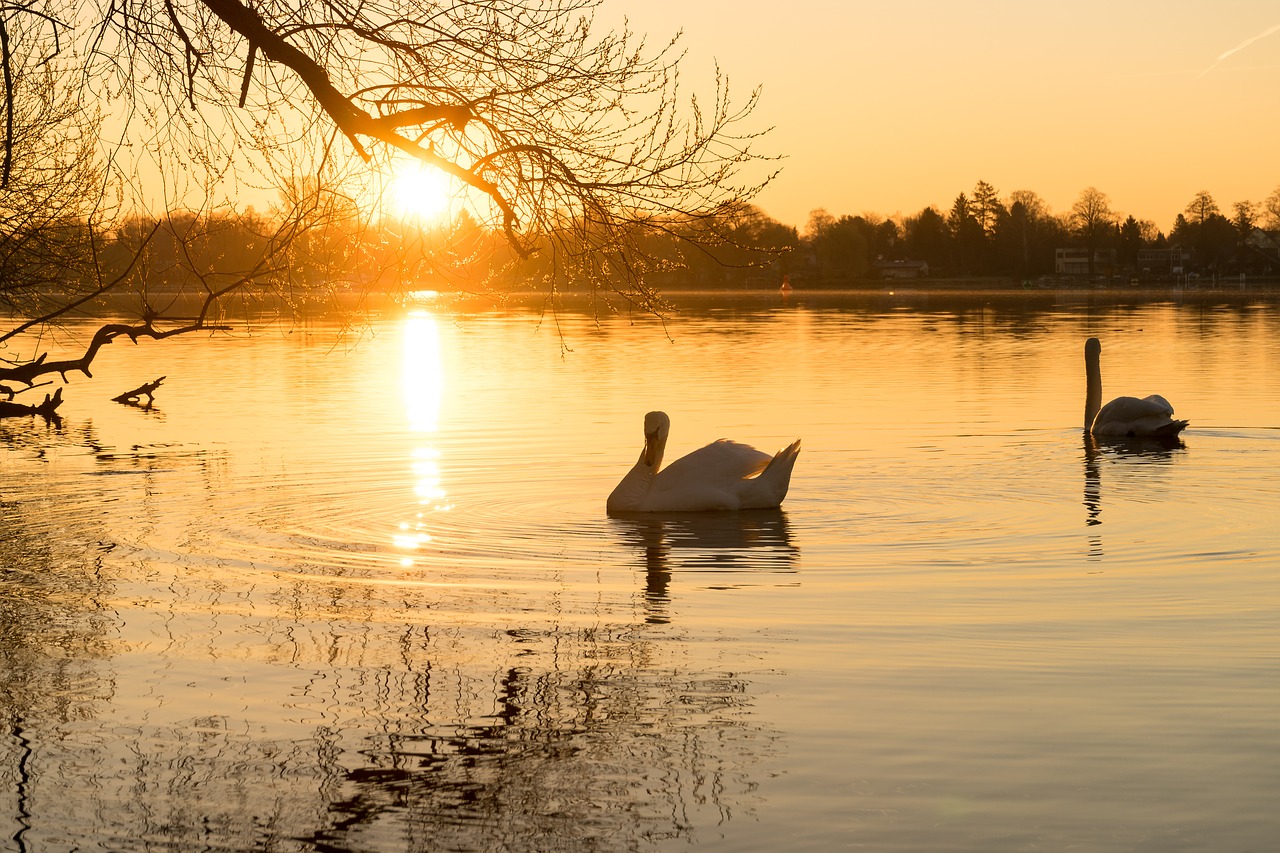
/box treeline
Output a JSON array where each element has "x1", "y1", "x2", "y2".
[
  {"x1": 783, "y1": 182, "x2": 1280, "y2": 284},
  {"x1": 11, "y1": 181, "x2": 1280, "y2": 306},
  {"x1": 8, "y1": 202, "x2": 804, "y2": 299}
]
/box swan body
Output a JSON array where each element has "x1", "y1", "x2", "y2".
[
  {"x1": 607, "y1": 411, "x2": 801, "y2": 513},
  {"x1": 1084, "y1": 337, "x2": 1188, "y2": 438}
]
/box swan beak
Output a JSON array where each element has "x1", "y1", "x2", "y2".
[{"x1": 643, "y1": 429, "x2": 660, "y2": 467}]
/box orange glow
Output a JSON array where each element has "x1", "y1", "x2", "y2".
[
  {"x1": 612, "y1": 1, "x2": 1280, "y2": 230},
  {"x1": 393, "y1": 165, "x2": 451, "y2": 222}
]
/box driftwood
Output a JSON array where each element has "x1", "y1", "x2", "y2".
[
  {"x1": 0, "y1": 375, "x2": 167, "y2": 418},
  {"x1": 112, "y1": 376, "x2": 166, "y2": 407},
  {"x1": 0, "y1": 387, "x2": 63, "y2": 419}
]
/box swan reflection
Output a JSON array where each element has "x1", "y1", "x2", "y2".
[
  {"x1": 610, "y1": 509, "x2": 798, "y2": 623},
  {"x1": 1082, "y1": 431, "x2": 1185, "y2": 556}
]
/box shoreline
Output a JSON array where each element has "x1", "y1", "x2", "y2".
[{"x1": 9, "y1": 277, "x2": 1280, "y2": 327}]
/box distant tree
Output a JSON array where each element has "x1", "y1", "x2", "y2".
[
  {"x1": 805, "y1": 209, "x2": 836, "y2": 242},
  {"x1": 841, "y1": 213, "x2": 897, "y2": 262},
  {"x1": 1233, "y1": 200, "x2": 1258, "y2": 237},
  {"x1": 1118, "y1": 215, "x2": 1144, "y2": 270},
  {"x1": 875, "y1": 219, "x2": 901, "y2": 260},
  {"x1": 735, "y1": 210, "x2": 800, "y2": 264},
  {"x1": 902, "y1": 206, "x2": 951, "y2": 272},
  {"x1": 1169, "y1": 213, "x2": 1191, "y2": 244},
  {"x1": 1171, "y1": 193, "x2": 1241, "y2": 274},
  {"x1": 1263, "y1": 186, "x2": 1280, "y2": 230},
  {"x1": 947, "y1": 193, "x2": 983, "y2": 274},
  {"x1": 1069, "y1": 187, "x2": 1118, "y2": 276},
  {"x1": 802, "y1": 209, "x2": 868, "y2": 280},
  {"x1": 1184, "y1": 191, "x2": 1220, "y2": 225},
  {"x1": 965, "y1": 180, "x2": 1005, "y2": 273},
  {"x1": 1197, "y1": 213, "x2": 1240, "y2": 274},
  {"x1": 1136, "y1": 219, "x2": 1161, "y2": 244},
  {"x1": 1007, "y1": 189, "x2": 1051, "y2": 222},
  {"x1": 996, "y1": 190, "x2": 1060, "y2": 278},
  {"x1": 970, "y1": 181, "x2": 1005, "y2": 239},
  {"x1": 1171, "y1": 209, "x2": 1237, "y2": 273},
  {"x1": 686, "y1": 204, "x2": 798, "y2": 285}
]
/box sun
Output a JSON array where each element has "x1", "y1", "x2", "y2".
[{"x1": 393, "y1": 165, "x2": 451, "y2": 221}]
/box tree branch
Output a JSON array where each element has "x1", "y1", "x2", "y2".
[
  {"x1": 0, "y1": 15, "x2": 13, "y2": 188},
  {"x1": 195, "y1": 0, "x2": 531, "y2": 255},
  {"x1": 0, "y1": 222, "x2": 164, "y2": 346},
  {"x1": 3, "y1": 318, "x2": 230, "y2": 388}
]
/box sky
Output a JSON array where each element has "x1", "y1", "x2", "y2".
[{"x1": 612, "y1": 0, "x2": 1280, "y2": 232}]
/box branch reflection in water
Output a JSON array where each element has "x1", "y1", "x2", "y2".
[
  {"x1": 0, "y1": 469, "x2": 780, "y2": 849},
  {"x1": 609, "y1": 509, "x2": 798, "y2": 623},
  {"x1": 293, "y1": 632, "x2": 777, "y2": 851},
  {"x1": 1082, "y1": 431, "x2": 1186, "y2": 559},
  {"x1": 0, "y1": 487, "x2": 115, "y2": 853}
]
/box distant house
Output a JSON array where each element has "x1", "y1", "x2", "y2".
[
  {"x1": 1229, "y1": 229, "x2": 1280, "y2": 277},
  {"x1": 873, "y1": 259, "x2": 929, "y2": 280},
  {"x1": 1250, "y1": 228, "x2": 1280, "y2": 254},
  {"x1": 1054, "y1": 248, "x2": 1117, "y2": 276},
  {"x1": 1136, "y1": 245, "x2": 1193, "y2": 277}
]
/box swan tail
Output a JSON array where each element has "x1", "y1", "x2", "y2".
[
  {"x1": 743, "y1": 439, "x2": 801, "y2": 508},
  {"x1": 1154, "y1": 418, "x2": 1189, "y2": 437}
]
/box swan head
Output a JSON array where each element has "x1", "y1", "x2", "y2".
[
  {"x1": 607, "y1": 411, "x2": 671, "y2": 513},
  {"x1": 643, "y1": 411, "x2": 671, "y2": 468},
  {"x1": 1085, "y1": 337, "x2": 1101, "y2": 359}
]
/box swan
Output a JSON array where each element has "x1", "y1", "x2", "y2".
[
  {"x1": 607, "y1": 411, "x2": 801, "y2": 513},
  {"x1": 1084, "y1": 337, "x2": 1188, "y2": 437}
]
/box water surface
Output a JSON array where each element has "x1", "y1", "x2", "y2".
[{"x1": 3, "y1": 289, "x2": 1280, "y2": 851}]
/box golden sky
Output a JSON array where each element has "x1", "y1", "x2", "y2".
[{"x1": 617, "y1": 0, "x2": 1280, "y2": 232}]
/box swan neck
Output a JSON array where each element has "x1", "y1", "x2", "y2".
[
  {"x1": 644, "y1": 431, "x2": 667, "y2": 473},
  {"x1": 606, "y1": 429, "x2": 666, "y2": 513},
  {"x1": 607, "y1": 455, "x2": 654, "y2": 512},
  {"x1": 1084, "y1": 345, "x2": 1102, "y2": 430}
]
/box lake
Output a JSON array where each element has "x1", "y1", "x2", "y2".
[{"x1": 3, "y1": 287, "x2": 1280, "y2": 851}]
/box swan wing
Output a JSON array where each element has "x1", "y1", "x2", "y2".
[
  {"x1": 644, "y1": 440, "x2": 775, "y2": 511},
  {"x1": 662, "y1": 439, "x2": 773, "y2": 480},
  {"x1": 1093, "y1": 395, "x2": 1188, "y2": 437}
]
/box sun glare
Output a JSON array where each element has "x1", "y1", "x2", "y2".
[{"x1": 394, "y1": 166, "x2": 451, "y2": 221}]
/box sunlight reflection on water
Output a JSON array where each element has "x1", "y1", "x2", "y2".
[
  {"x1": 398, "y1": 311, "x2": 449, "y2": 569},
  {"x1": 4, "y1": 292, "x2": 1280, "y2": 851}
]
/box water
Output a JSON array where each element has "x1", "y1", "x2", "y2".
[{"x1": 3, "y1": 289, "x2": 1280, "y2": 851}]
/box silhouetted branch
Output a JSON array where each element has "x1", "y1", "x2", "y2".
[
  {"x1": 112, "y1": 375, "x2": 165, "y2": 406},
  {"x1": 0, "y1": 386, "x2": 61, "y2": 419},
  {"x1": 0, "y1": 17, "x2": 10, "y2": 188},
  {"x1": 198, "y1": 0, "x2": 531, "y2": 253},
  {"x1": 3, "y1": 319, "x2": 229, "y2": 389},
  {"x1": 0, "y1": 222, "x2": 164, "y2": 346},
  {"x1": 0, "y1": 0, "x2": 772, "y2": 419}
]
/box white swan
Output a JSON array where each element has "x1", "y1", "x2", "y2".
[
  {"x1": 1084, "y1": 337, "x2": 1188, "y2": 437},
  {"x1": 607, "y1": 411, "x2": 801, "y2": 513}
]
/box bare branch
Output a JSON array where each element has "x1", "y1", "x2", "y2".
[
  {"x1": 1, "y1": 0, "x2": 772, "y2": 413},
  {"x1": 1, "y1": 16, "x2": 13, "y2": 187}
]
